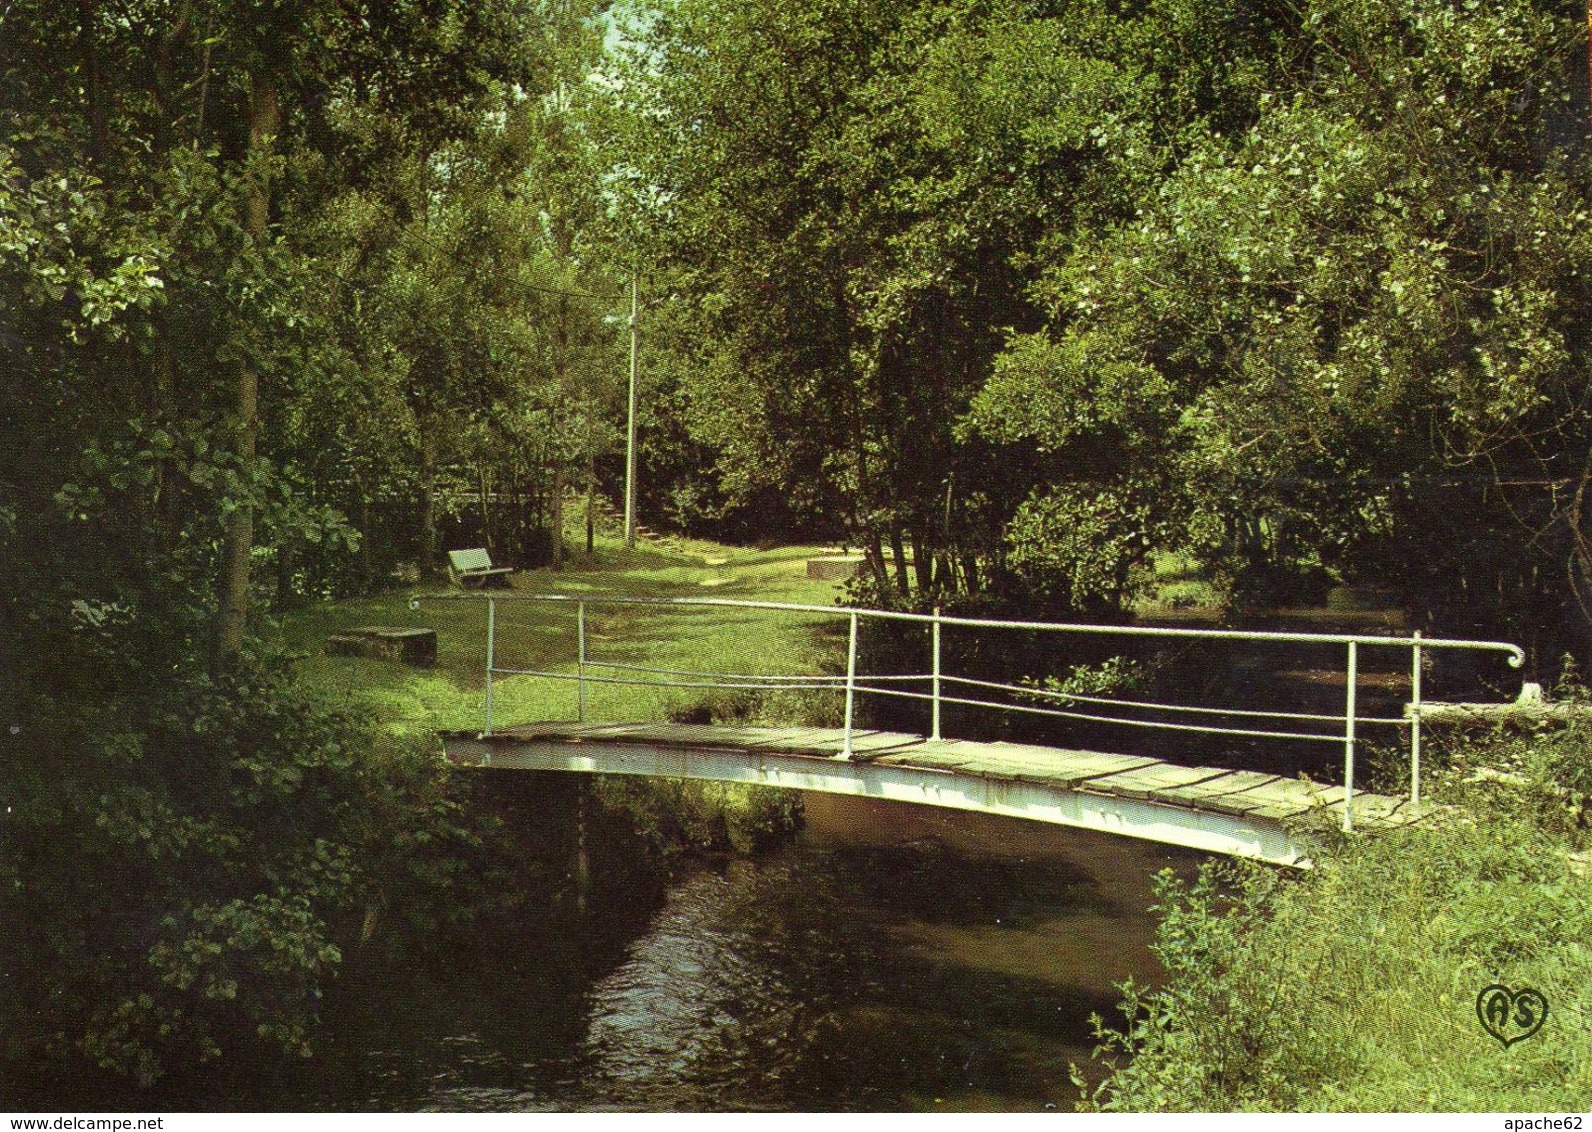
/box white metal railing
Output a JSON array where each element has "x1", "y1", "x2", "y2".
[{"x1": 412, "y1": 593, "x2": 1526, "y2": 832}]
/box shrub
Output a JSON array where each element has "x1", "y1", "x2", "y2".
[
  {"x1": 1426, "y1": 721, "x2": 1592, "y2": 844},
  {"x1": 1076, "y1": 723, "x2": 1592, "y2": 1112},
  {"x1": 0, "y1": 635, "x2": 520, "y2": 1090}
]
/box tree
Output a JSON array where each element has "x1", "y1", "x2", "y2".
[
  {"x1": 1, "y1": 0, "x2": 545, "y2": 652},
  {"x1": 0, "y1": 0, "x2": 605, "y2": 1086},
  {"x1": 973, "y1": 0, "x2": 1592, "y2": 653},
  {"x1": 615, "y1": 0, "x2": 1157, "y2": 602}
]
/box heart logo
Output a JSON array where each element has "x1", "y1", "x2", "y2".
[{"x1": 1476, "y1": 984, "x2": 1548, "y2": 1048}]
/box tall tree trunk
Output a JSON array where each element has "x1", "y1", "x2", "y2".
[
  {"x1": 418, "y1": 418, "x2": 440, "y2": 579},
  {"x1": 961, "y1": 553, "x2": 981, "y2": 596},
  {"x1": 76, "y1": 0, "x2": 109, "y2": 165},
  {"x1": 585, "y1": 467, "x2": 595, "y2": 556},
  {"x1": 911, "y1": 528, "x2": 932, "y2": 596},
  {"x1": 193, "y1": 11, "x2": 214, "y2": 149},
  {"x1": 356, "y1": 483, "x2": 373, "y2": 593},
  {"x1": 866, "y1": 534, "x2": 889, "y2": 595},
  {"x1": 551, "y1": 465, "x2": 565, "y2": 570},
  {"x1": 478, "y1": 464, "x2": 492, "y2": 550},
  {"x1": 889, "y1": 528, "x2": 911, "y2": 598},
  {"x1": 940, "y1": 476, "x2": 956, "y2": 596},
  {"x1": 275, "y1": 542, "x2": 295, "y2": 608},
  {"x1": 216, "y1": 68, "x2": 279, "y2": 659},
  {"x1": 553, "y1": 296, "x2": 569, "y2": 568}
]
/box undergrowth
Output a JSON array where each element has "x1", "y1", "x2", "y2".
[{"x1": 1075, "y1": 718, "x2": 1592, "y2": 1112}]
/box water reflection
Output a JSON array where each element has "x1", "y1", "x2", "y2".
[
  {"x1": 401, "y1": 792, "x2": 1205, "y2": 1112},
  {"x1": 48, "y1": 789, "x2": 1205, "y2": 1112}
]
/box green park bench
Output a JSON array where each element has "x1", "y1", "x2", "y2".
[{"x1": 447, "y1": 547, "x2": 514, "y2": 589}]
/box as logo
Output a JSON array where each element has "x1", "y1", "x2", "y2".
[{"x1": 1476, "y1": 984, "x2": 1548, "y2": 1048}]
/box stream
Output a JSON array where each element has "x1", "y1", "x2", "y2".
[
  {"x1": 20, "y1": 784, "x2": 1207, "y2": 1112},
  {"x1": 256, "y1": 787, "x2": 1204, "y2": 1112}
]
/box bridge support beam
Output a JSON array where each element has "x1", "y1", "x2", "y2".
[{"x1": 445, "y1": 736, "x2": 1315, "y2": 868}]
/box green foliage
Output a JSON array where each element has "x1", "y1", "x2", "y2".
[
  {"x1": 0, "y1": 616, "x2": 530, "y2": 1087},
  {"x1": 11, "y1": 0, "x2": 1592, "y2": 1097},
  {"x1": 0, "y1": 0, "x2": 615, "y2": 1090},
  {"x1": 1005, "y1": 486, "x2": 1153, "y2": 615},
  {"x1": 1025, "y1": 655, "x2": 1148, "y2": 701},
  {"x1": 3, "y1": 646, "x2": 346, "y2": 1081},
  {"x1": 988, "y1": 0, "x2": 1592, "y2": 638},
  {"x1": 616, "y1": 0, "x2": 1592, "y2": 652},
  {"x1": 1076, "y1": 724, "x2": 1592, "y2": 1111},
  {"x1": 594, "y1": 777, "x2": 804, "y2": 855},
  {"x1": 966, "y1": 330, "x2": 1175, "y2": 455},
  {"x1": 612, "y1": 0, "x2": 1153, "y2": 592},
  {"x1": 1426, "y1": 692, "x2": 1592, "y2": 841}
]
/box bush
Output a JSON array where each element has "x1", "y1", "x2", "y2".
[
  {"x1": 1425, "y1": 718, "x2": 1592, "y2": 843},
  {"x1": 1076, "y1": 724, "x2": 1592, "y2": 1112},
  {"x1": 0, "y1": 633, "x2": 520, "y2": 1091}
]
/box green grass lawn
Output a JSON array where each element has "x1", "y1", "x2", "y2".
[
  {"x1": 282, "y1": 533, "x2": 852, "y2": 736},
  {"x1": 1131, "y1": 550, "x2": 1227, "y2": 621}
]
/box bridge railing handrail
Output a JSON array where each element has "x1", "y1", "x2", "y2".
[
  {"x1": 545, "y1": 659, "x2": 1411, "y2": 728},
  {"x1": 419, "y1": 591, "x2": 1526, "y2": 661},
  {"x1": 412, "y1": 590, "x2": 1527, "y2": 832}
]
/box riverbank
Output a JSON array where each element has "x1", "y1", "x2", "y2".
[
  {"x1": 283, "y1": 534, "x2": 849, "y2": 852},
  {"x1": 282, "y1": 533, "x2": 844, "y2": 734},
  {"x1": 1077, "y1": 715, "x2": 1592, "y2": 1111}
]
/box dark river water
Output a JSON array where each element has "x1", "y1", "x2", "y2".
[
  {"x1": 23, "y1": 786, "x2": 1207, "y2": 1112},
  {"x1": 275, "y1": 789, "x2": 1204, "y2": 1112}
]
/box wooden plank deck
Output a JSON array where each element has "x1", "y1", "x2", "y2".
[{"x1": 477, "y1": 721, "x2": 1425, "y2": 832}]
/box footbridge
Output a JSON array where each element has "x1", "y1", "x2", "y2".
[{"x1": 420, "y1": 593, "x2": 1525, "y2": 868}]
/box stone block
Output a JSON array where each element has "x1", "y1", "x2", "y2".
[{"x1": 326, "y1": 626, "x2": 438, "y2": 668}]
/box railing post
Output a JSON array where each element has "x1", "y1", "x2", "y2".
[
  {"x1": 931, "y1": 606, "x2": 942, "y2": 742},
  {"x1": 484, "y1": 597, "x2": 496, "y2": 737},
  {"x1": 842, "y1": 611, "x2": 859, "y2": 759},
  {"x1": 577, "y1": 600, "x2": 588, "y2": 723},
  {"x1": 1342, "y1": 640, "x2": 1356, "y2": 832},
  {"x1": 1409, "y1": 630, "x2": 1422, "y2": 806}
]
